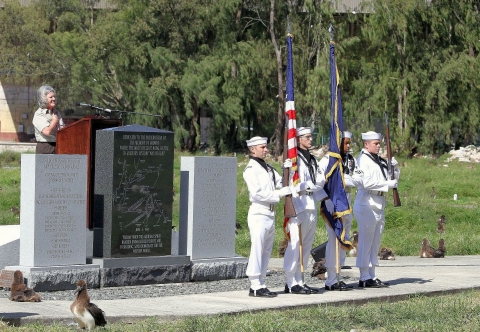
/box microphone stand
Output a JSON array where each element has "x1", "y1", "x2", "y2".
[{"x1": 76, "y1": 103, "x2": 163, "y2": 119}]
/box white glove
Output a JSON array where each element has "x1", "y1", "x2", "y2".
[
  {"x1": 283, "y1": 158, "x2": 292, "y2": 169},
  {"x1": 307, "y1": 184, "x2": 321, "y2": 192},
  {"x1": 324, "y1": 199, "x2": 334, "y2": 214},
  {"x1": 391, "y1": 157, "x2": 398, "y2": 167},
  {"x1": 344, "y1": 174, "x2": 353, "y2": 187},
  {"x1": 277, "y1": 186, "x2": 291, "y2": 197},
  {"x1": 387, "y1": 179, "x2": 398, "y2": 189},
  {"x1": 316, "y1": 177, "x2": 326, "y2": 188}
]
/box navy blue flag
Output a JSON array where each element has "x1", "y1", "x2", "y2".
[{"x1": 320, "y1": 41, "x2": 353, "y2": 250}]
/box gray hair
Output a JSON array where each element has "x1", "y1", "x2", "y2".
[{"x1": 37, "y1": 85, "x2": 56, "y2": 108}]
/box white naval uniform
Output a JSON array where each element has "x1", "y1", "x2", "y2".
[
  {"x1": 340, "y1": 154, "x2": 363, "y2": 266},
  {"x1": 353, "y1": 149, "x2": 400, "y2": 282},
  {"x1": 284, "y1": 150, "x2": 324, "y2": 288},
  {"x1": 318, "y1": 154, "x2": 363, "y2": 287},
  {"x1": 243, "y1": 158, "x2": 283, "y2": 290}
]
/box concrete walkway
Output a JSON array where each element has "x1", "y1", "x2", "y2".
[{"x1": 1, "y1": 255, "x2": 480, "y2": 326}]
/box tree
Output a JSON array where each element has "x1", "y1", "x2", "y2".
[{"x1": 3, "y1": 0, "x2": 480, "y2": 153}]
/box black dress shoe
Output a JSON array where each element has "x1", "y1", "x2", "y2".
[
  {"x1": 374, "y1": 278, "x2": 390, "y2": 287},
  {"x1": 249, "y1": 288, "x2": 277, "y2": 297},
  {"x1": 358, "y1": 278, "x2": 389, "y2": 288},
  {"x1": 303, "y1": 284, "x2": 321, "y2": 293},
  {"x1": 285, "y1": 284, "x2": 311, "y2": 294},
  {"x1": 325, "y1": 281, "x2": 353, "y2": 291},
  {"x1": 263, "y1": 288, "x2": 278, "y2": 296},
  {"x1": 358, "y1": 279, "x2": 377, "y2": 288}
]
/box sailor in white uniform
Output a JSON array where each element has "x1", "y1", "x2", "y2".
[
  {"x1": 243, "y1": 136, "x2": 291, "y2": 297},
  {"x1": 339, "y1": 131, "x2": 363, "y2": 267},
  {"x1": 318, "y1": 131, "x2": 363, "y2": 290},
  {"x1": 283, "y1": 127, "x2": 325, "y2": 295},
  {"x1": 354, "y1": 131, "x2": 399, "y2": 288}
]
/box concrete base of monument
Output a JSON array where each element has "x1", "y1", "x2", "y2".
[
  {"x1": 190, "y1": 256, "x2": 248, "y2": 281},
  {"x1": 89, "y1": 255, "x2": 190, "y2": 268},
  {"x1": 4, "y1": 256, "x2": 249, "y2": 291},
  {"x1": 90, "y1": 255, "x2": 191, "y2": 287},
  {"x1": 4, "y1": 264, "x2": 101, "y2": 292}
]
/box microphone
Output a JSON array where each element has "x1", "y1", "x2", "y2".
[{"x1": 76, "y1": 102, "x2": 90, "y2": 107}]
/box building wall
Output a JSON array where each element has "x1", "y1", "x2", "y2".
[
  {"x1": 333, "y1": 0, "x2": 372, "y2": 13},
  {"x1": 0, "y1": 80, "x2": 35, "y2": 142}
]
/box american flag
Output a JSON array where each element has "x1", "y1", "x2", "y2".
[
  {"x1": 320, "y1": 41, "x2": 353, "y2": 250},
  {"x1": 283, "y1": 30, "x2": 300, "y2": 240}
]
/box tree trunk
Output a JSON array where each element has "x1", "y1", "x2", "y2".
[
  {"x1": 236, "y1": 0, "x2": 243, "y2": 25},
  {"x1": 403, "y1": 85, "x2": 408, "y2": 137},
  {"x1": 269, "y1": 0, "x2": 285, "y2": 157},
  {"x1": 397, "y1": 85, "x2": 409, "y2": 151},
  {"x1": 186, "y1": 98, "x2": 199, "y2": 151},
  {"x1": 397, "y1": 91, "x2": 403, "y2": 137}
]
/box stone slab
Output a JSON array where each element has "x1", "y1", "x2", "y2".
[
  {"x1": 90, "y1": 255, "x2": 190, "y2": 269},
  {"x1": 20, "y1": 154, "x2": 88, "y2": 267},
  {"x1": 190, "y1": 257, "x2": 248, "y2": 281},
  {"x1": 179, "y1": 156, "x2": 237, "y2": 260},
  {"x1": 100, "y1": 265, "x2": 191, "y2": 287},
  {"x1": 171, "y1": 229, "x2": 179, "y2": 255},
  {"x1": 4, "y1": 264, "x2": 100, "y2": 292},
  {"x1": 93, "y1": 125, "x2": 175, "y2": 258}
]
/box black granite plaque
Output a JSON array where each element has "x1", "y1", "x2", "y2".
[{"x1": 94, "y1": 125, "x2": 174, "y2": 258}]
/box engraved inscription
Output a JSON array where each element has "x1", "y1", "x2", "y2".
[
  {"x1": 194, "y1": 161, "x2": 236, "y2": 250},
  {"x1": 118, "y1": 134, "x2": 169, "y2": 157},
  {"x1": 110, "y1": 131, "x2": 174, "y2": 257},
  {"x1": 119, "y1": 234, "x2": 163, "y2": 253},
  {"x1": 31, "y1": 156, "x2": 87, "y2": 265}
]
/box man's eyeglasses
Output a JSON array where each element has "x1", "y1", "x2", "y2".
[{"x1": 301, "y1": 135, "x2": 313, "y2": 140}]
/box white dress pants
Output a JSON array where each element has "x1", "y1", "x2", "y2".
[
  {"x1": 340, "y1": 213, "x2": 353, "y2": 266},
  {"x1": 246, "y1": 211, "x2": 275, "y2": 290},
  {"x1": 324, "y1": 221, "x2": 347, "y2": 286},
  {"x1": 283, "y1": 210, "x2": 317, "y2": 287},
  {"x1": 353, "y1": 204, "x2": 385, "y2": 281}
]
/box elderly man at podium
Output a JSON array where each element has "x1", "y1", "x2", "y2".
[{"x1": 32, "y1": 85, "x2": 65, "y2": 154}]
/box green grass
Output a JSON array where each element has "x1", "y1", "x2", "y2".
[
  {"x1": 1, "y1": 151, "x2": 480, "y2": 256},
  {"x1": 234, "y1": 152, "x2": 480, "y2": 258},
  {"x1": 380, "y1": 156, "x2": 480, "y2": 256},
  {"x1": 3, "y1": 289, "x2": 480, "y2": 331},
  {"x1": 0, "y1": 151, "x2": 22, "y2": 226}
]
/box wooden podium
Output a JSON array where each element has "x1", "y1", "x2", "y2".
[{"x1": 56, "y1": 117, "x2": 122, "y2": 228}]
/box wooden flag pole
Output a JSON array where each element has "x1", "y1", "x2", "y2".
[
  {"x1": 336, "y1": 237, "x2": 341, "y2": 288},
  {"x1": 299, "y1": 224, "x2": 304, "y2": 280}
]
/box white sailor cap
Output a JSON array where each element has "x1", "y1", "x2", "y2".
[
  {"x1": 296, "y1": 127, "x2": 312, "y2": 137},
  {"x1": 361, "y1": 131, "x2": 382, "y2": 140},
  {"x1": 246, "y1": 136, "x2": 268, "y2": 147},
  {"x1": 342, "y1": 131, "x2": 352, "y2": 139}
]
